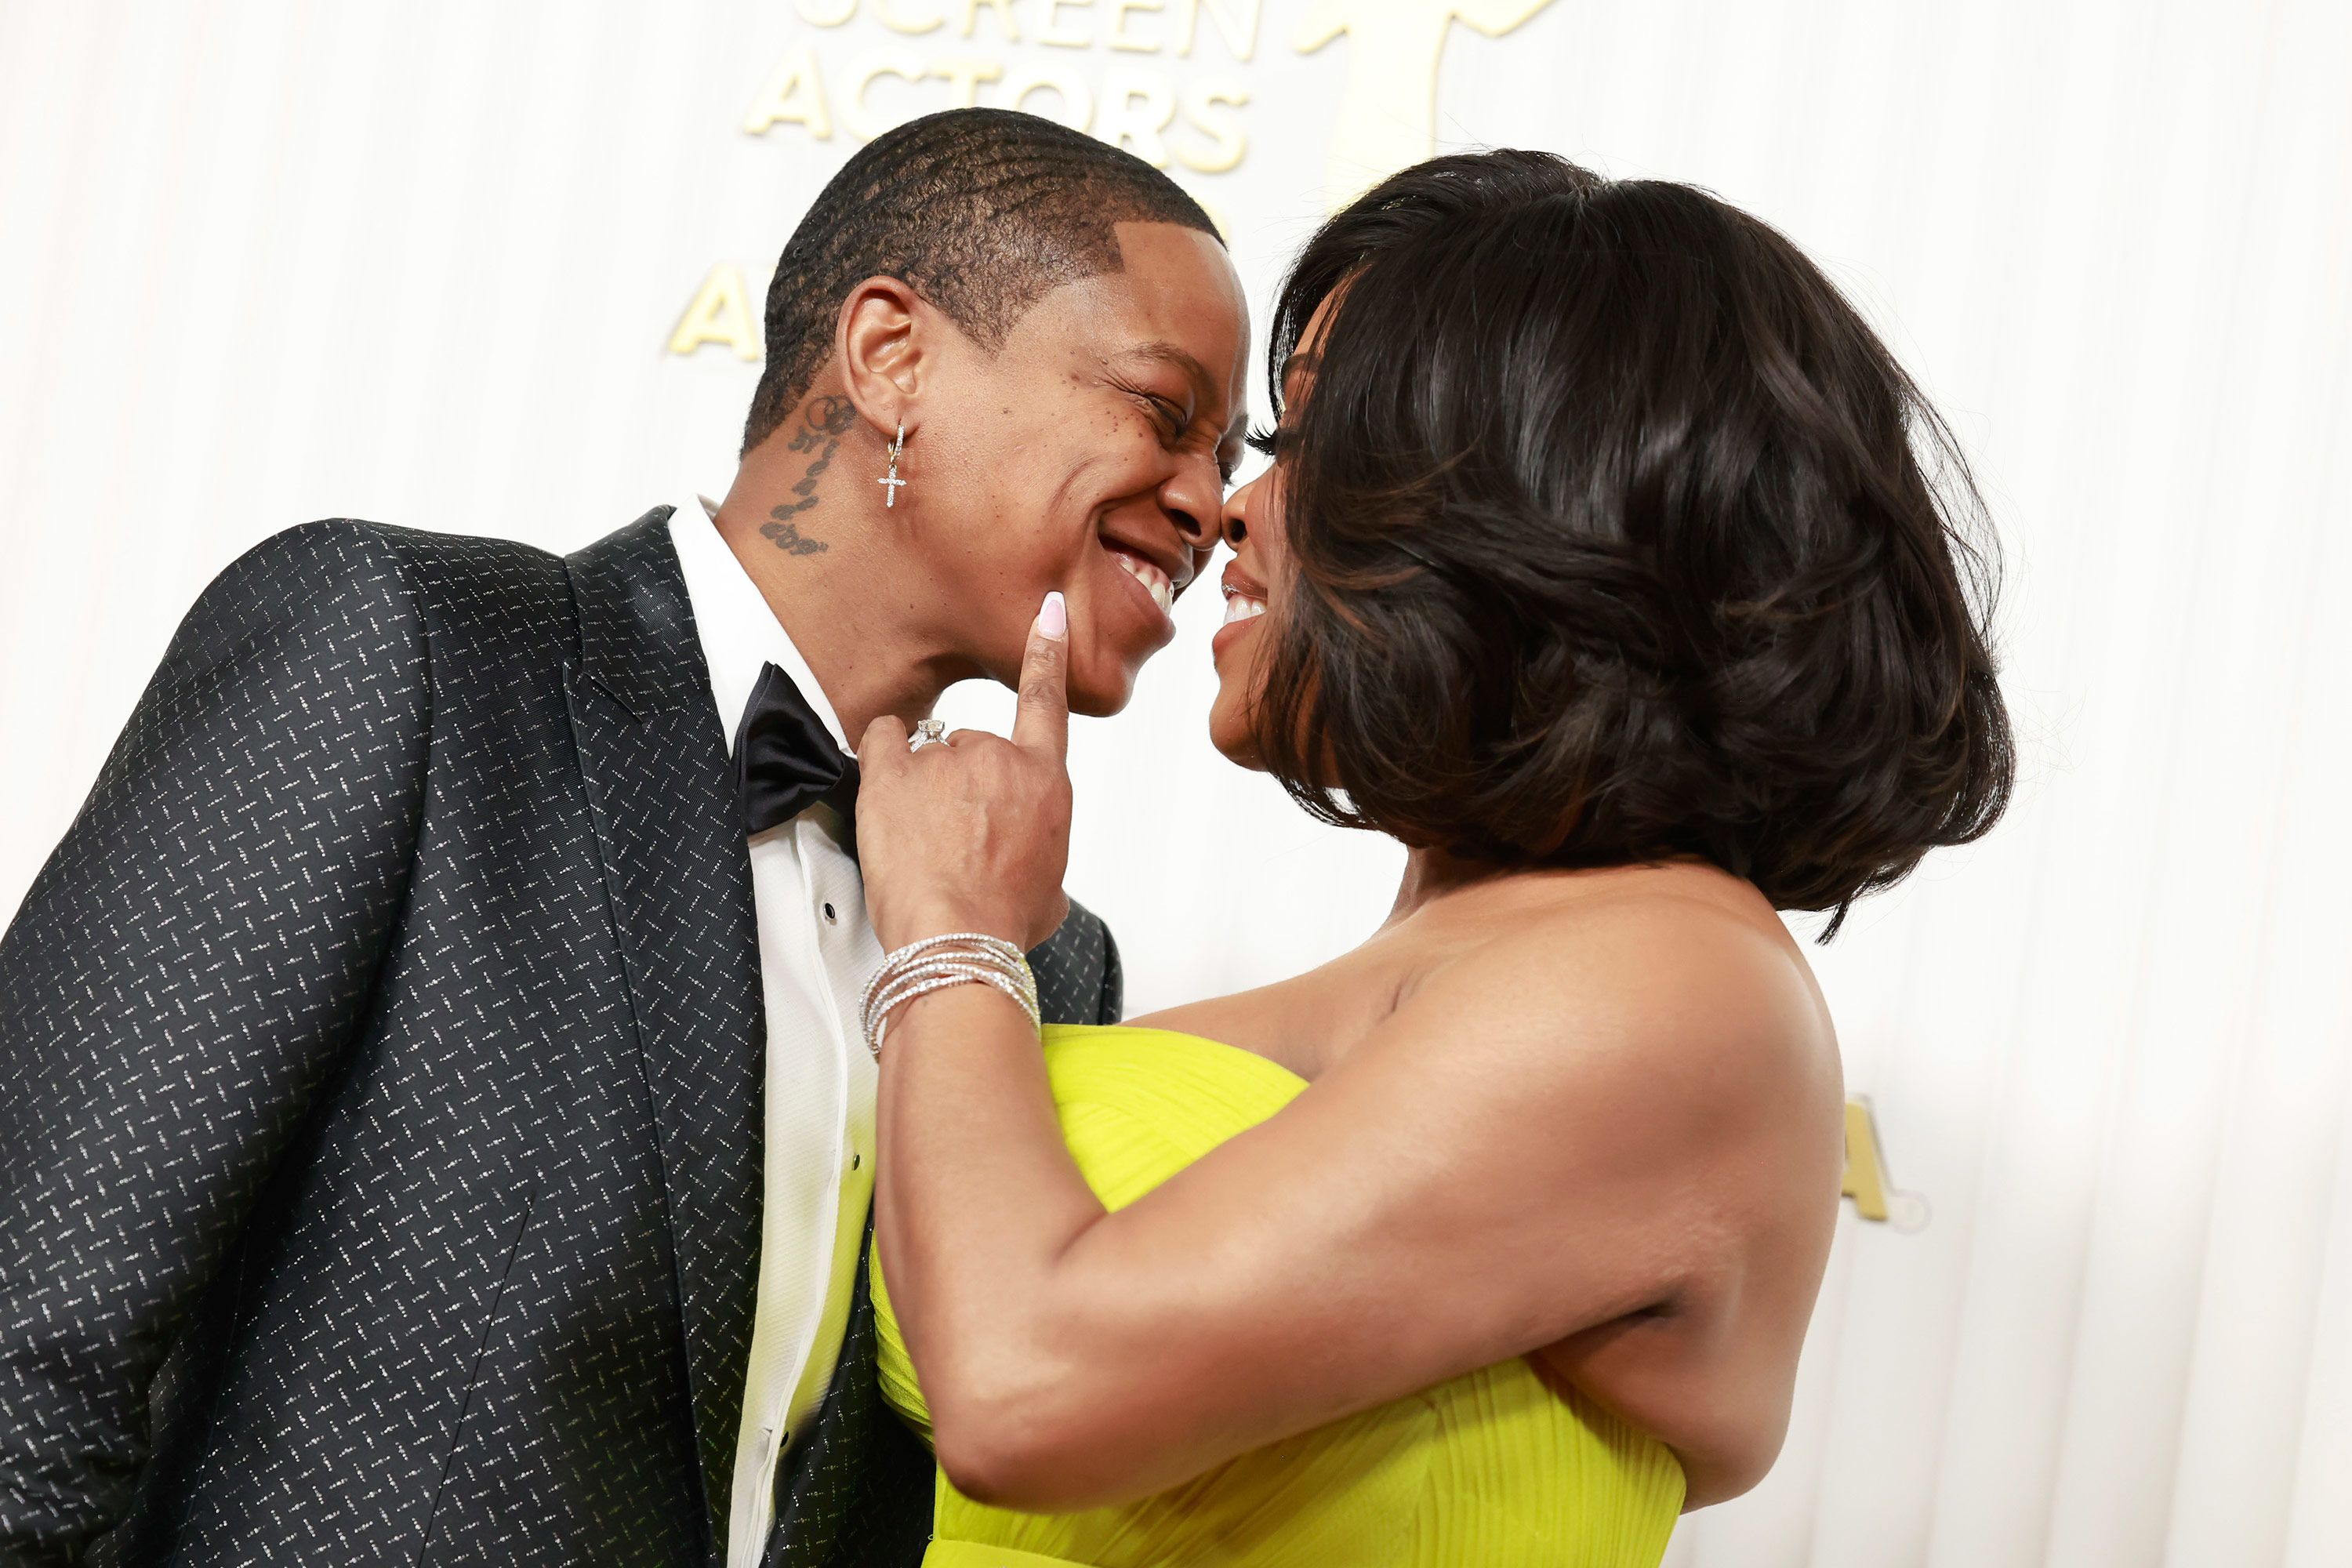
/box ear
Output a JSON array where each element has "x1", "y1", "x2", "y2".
[{"x1": 836, "y1": 275, "x2": 931, "y2": 441}]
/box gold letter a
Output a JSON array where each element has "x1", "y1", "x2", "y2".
[{"x1": 668, "y1": 264, "x2": 762, "y2": 361}]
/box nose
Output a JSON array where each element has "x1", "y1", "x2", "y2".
[
  {"x1": 1219, "y1": 470, "x2": 1261, "y2": 549},
  {"x1": 1160, "y1": 448, "x2": 1223, "y2": 558}
]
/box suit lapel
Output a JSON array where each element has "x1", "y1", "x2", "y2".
[{"x1": 564, "y1": 508, "x2": 763, "y2": 1548}]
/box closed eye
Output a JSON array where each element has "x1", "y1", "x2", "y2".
[
  {"x1": 1123, "y1": 383, "x2": 1189, "y2": 439},
  {"x1": 1246, "y1": 424, "x2": 1292, "y2": 459}
]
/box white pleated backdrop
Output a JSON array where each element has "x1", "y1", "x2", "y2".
[{"x1": 2, "y1": 3, "x2": 2347, "y2": 1564}]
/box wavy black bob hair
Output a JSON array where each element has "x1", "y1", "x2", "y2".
[{"x1": 1251, "y1": 151, "x2": 2013, "y2": 935}]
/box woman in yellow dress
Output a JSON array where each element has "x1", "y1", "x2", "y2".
[{"x1": 848, "y1": 150, "x2": 2012, "y2": 1567}]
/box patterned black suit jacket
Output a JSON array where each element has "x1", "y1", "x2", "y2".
[{"x1": 0, "y1": 510, "x2": 1123, "y2": 1566}]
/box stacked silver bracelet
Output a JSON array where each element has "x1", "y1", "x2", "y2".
[{"x1": 859, "y1": 932, "x2": 1041, "y2": 1058}]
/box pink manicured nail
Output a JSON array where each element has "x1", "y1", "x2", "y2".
[{"x1": 1040, "y1": 591, "x2": 1068, "y2": 639}]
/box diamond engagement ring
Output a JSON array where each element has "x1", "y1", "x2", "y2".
[{"x1": 909, "y1": 718, "x2": 947, "y2": 752}]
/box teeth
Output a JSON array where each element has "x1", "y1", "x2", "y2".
[
  {"x1": 1221, "y1": 593, "x2": 1267, "y2": 626},
  {"x1": 1112, "y1": 550, "x2": 1174, "y2": 615}
]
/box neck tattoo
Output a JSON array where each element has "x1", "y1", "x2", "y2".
[{"x1": 761, "y1": 395, "x2": 860, "y2": 556}]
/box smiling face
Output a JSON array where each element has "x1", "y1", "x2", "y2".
[
  {"x1": 1207, "y1": 296, "x2": 1330, "y2": 766},
  {"x1": 908, "y1": 221, "x2": 1250, "y2": 716}
]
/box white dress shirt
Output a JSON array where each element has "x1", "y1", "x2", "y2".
[{"x1": 669, "y1": 499, "x2": 883, "y2": 1568}]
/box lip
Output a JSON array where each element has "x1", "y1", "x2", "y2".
[
  {"x1": 1107, "y1": 547, "x2": 1180, "y2": 641},
  {"x1": 1210, "y1": 612, "x2": 1261, "y2": 662},
  {"x1": 1210, "y1": 563, "x2": 1270, "y2": 662},
  {"x1": 1098, "y1": 525, "x2": 1196, "y2": 601}
]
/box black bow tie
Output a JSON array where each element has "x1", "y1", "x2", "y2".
[{"x1": 731, "y1": 662, "x2": 858, "y2": 839}]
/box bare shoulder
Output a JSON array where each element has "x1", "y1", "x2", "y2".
[
  {"x1": 1410, "y1": 866, "x2": 1838, "y2": 1121},
  {"x1": 1403, "y1": 868, "x2": 1843, "y2": 1507}
]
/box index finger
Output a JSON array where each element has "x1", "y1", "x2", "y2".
[{"x1": 1010, "y1": 590, "x2": 1069, "y2": 760}]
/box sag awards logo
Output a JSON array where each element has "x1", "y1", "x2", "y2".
[{"x1": 668, "y1": 0, "x2": 1556, "y2": 359}]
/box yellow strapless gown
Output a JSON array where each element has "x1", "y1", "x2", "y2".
[{"x1": 873, "y1": 1025, "x2": 1686, "y2": 1568}]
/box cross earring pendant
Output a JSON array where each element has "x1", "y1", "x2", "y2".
[{"x1": 879, "y1": 419, "x2": 906, "y2": 508}]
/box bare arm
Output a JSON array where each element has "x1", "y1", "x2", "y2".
[
  {"x1": 877, "y1": 899, "x2": 1820, "y2": 1509},
  {"x1": 856, "y1": 604, "x2": 1829, "y2": 1512}
]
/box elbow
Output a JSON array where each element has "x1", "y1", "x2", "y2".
[
  {"x1": 911, "y1": 1259, "x2": 1190, "y2": 1510},
  {"x1": 925, "y1": 1359, "x2": 1146, "y2": 1513},
  {"x1": 1675, "y1": 1398, "x2": 1792, "y2": 1511},
  {"x1": 932, "y1": 1417, "x2": 1061, "y2": 1512},
  {"x1": 930, "y1": 1390, "x2": 1102, "y2": 1512},
  {"x1": 1680, "y1": 1436, "x2": 1780, "y2": 1512},
  {"x1": 1726, "y1": 1412, "x2": 1792, "y2": 1501}
]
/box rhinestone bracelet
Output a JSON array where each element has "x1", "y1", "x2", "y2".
[
  {"x1": 860, "y1": 933, "x2": 1034, "y2": 1024},
  {"x1": 866, "y1": 957, "x2": 1040, "y2": 1035},
  {"x1": 861, "y1": 933, "x2": 1040, "y2": 1058},
  {"x1": 862, "y1": 956, "x2": 1039, "y2": 1058}
]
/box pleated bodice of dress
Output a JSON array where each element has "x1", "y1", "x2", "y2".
[{"x1": 873, "y1": 1025, "x2": 1686, "y2": 1568}]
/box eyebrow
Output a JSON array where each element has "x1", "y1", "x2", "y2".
[{"x1": 1122, "y1": 339, "x2": 1219, "y2": 404}]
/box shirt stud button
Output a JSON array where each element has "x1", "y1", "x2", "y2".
[
  {"x1": 851, "y1": 1152, "x2": 862, "y2": 1170},
  {"x1": 822, "y1": 902, "x2": 838, "y2": 923}
]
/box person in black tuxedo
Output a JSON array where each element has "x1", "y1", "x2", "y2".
[{"x1": 0, "y1": 108, "x2": 1249, "y2": 1567}]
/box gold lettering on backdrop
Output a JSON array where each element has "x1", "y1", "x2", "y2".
[
  {"x1": 1098, "y1": 67, "x2": 1177, "y2": 165},
  {"x1": 1036, "y1": 0, "x2": 1095, "y2": 49},
  {"x1": 877, "y1": 0, "x2": 946, "y2": 34},
  {"x1": 670, "y1": 265, "x2": 762, "y2": 360},
  {"x1": 841, "y1": 49, "x2": 929, "y2": 140},
  {"x1": 1175, "y1": 0, "x2": 1259, "y2": 60},
  {"x1": 961, "y1": 0, "x2": 1022, "y2": 41},
  {"x1": 931, "y1": 56, "x2": 1004, "y2": 106},
  {"x1": 1109, "y1": 0, "x2": 1165, "y2": 52},
  {"x1": 1001, "y1": 63, "x2": 1094, "y2": 129},
  {"x1": 735, "y1": 48, "x2": 1249, "y2": 151},
  {"x1": 694, "y1": 0, "x2": 1277, "y2": 353},
  {"x1": 744, "y1": 45, "x2": 833, "y2": 138},
  {"x1": 1840, "y1": 1098, "x2": 1892, "y2": 1222},
  {"x1": 1292, "y1": 0, "x2": 1554, "y2": 206},
  {"x1": 1172, "y1": 75, "x2": 1247, "y2": 172}
]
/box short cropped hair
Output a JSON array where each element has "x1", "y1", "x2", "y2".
[
  {"x1": 743, "y1": 108, "x2": 1219, "y2": 454},
  {"x1": 1254, "y1": 151, "x2": 2013, "y2": 933}
]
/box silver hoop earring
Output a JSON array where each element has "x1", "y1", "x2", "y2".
[{"x1": 877, "y1": 419, "x2": 906, "y2": 508}]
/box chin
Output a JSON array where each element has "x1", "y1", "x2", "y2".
[
  {"x1": 1207, "y1": 699, "x2": 1265, "y2": 770},
  {"x1": 1068, "y1": 670, "x2": 1138, "y2": 719}
]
